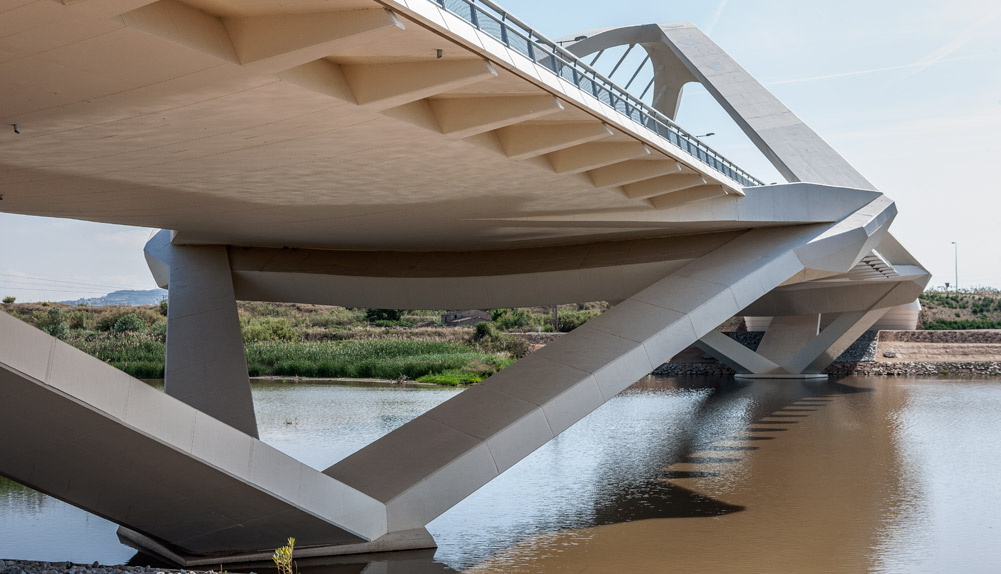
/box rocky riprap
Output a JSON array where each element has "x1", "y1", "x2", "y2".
[
  {"x1": 878, "y1": 330, "x2": 1001, "y2": 344},
  {"x1": 825, "y1": 361, "x2": 1001, "y2": 377},
  {"x1": 655, "y1": 361, "x2": 1001, "y2": 377},
  {"x1": 0, "y1": 561, "x2": 254, "y2": 574}
]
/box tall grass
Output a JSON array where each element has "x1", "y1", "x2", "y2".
[
  {"x1": 245, "y1": 340, "x2": 506, "y2": 379},
  {"x1": 68, "y1": 332, "x2": 166, "y2": 378}
]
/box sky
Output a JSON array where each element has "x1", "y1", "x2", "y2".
[{"x1": 1, "y1": 0, "x2": 999, "y2": 301}]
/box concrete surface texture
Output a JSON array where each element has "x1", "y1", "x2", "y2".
[{"x1": 0, "y1": 0, "x2": 930, "y2": 564}]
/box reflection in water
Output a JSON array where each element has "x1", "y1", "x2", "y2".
[{"x1": 1, "y1": 377, "x2": 1000, "y2": 572}]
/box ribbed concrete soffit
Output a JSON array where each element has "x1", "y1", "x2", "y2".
[
  {"x1": 0, "y1": 0, "x2": 774, "y2": 250},
  {"x1": 225, "y1": 230, "x2": 746, "y2": 278}
]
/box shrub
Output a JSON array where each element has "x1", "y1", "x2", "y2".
[
  {"x1": 112, "y1": 313, "x2": 147, "y2": 334},
  {"x1": 472, "y1": 321, "x2": 496, "y2": 341},
  {"x1": 365, "y1": 308, "x2": 402, "y2": 322},
  {"x1": 158, "y1": 299, "x2": 168, "y2": 316},
  {"x1": 242, "y1": 317, "x2": 301, "y2": 342},
  {"x1": 150, "y1": 320, "x2": 167, "y2": 343},
  {"x1": 307, "y1": 307, "x2": 364, "y2": 327},
  {"x1": 556, "y1": 309, "x2": 599, "y2": 332},
  {"x1": 491, "y1": 308, "x2": 546, "y2": 331},
  {"x1": 36, "y1": 307, "x2": 69, "y2": 339},
  {"x1": 68, "y1": 310, "x2": 92, "y2": 330},
  {"x1": 924, "y1": 318, "x2": 1001, "y2": 330},
  {"x1": 48, "y1": 320, "x2": 70, "y2": 340},
  {"x1": 2, "y1": 296, "x2": 14, "y2": 304},
  {"x1": 96, "y1": 307, "x2": 159, "y2": 331}
]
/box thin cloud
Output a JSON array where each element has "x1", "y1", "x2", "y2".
[
  {"x1": 704, "y1": 0, "x2": 728, "y2": 36},
  {"x1": 766, "y1": 55, "x2": 977, "y2": 86},
  {"x1": 908, "y1": 5, "x2": 1001, "y2": 74}
]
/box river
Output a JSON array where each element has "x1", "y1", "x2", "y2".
[{"x1": 2, "y1": 376, "x2": 1000, "y2": 572}]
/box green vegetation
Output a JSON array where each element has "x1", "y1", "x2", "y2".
[
  {"x1": 2, "y1": 296, "x2": 14, "y2": 304},
  {"x1": 919, "y1": 289, "x2": 1001, "y2": 329},
  {"x1": 244, "y1": 339, "x2": 511, "y2": 380},
  {"x1": 2, "y1": 300, "x2": 602, "y2": 384},
  {"x1": 272, "y1": 537, "x2": 296, "y2": 574}
]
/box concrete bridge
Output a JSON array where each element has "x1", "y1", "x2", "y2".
[{"x1": 0, "y1": 0, "x2": 928, "y2": 564}]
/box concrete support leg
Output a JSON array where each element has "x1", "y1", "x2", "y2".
[
  {"x1": 696, "y1": 330, "x2": 780, "y2": 374},
  {"x1": 164, "y1": 245, "x2": 258, "y2": 438},
  {"x1": 700, "y1": 285, "x2": 910, "y2": 378},
  {"x1": 784, "y1": 309, "x2": 889, "y2": 374},
  {"x1": 729, "y1": 309, "x2": 887, "y2": 379},
  {"x1": 755, "y1": 314, "x2": 821, "y2": 365}
]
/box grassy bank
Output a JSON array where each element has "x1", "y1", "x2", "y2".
[
  {"x1": 919, "y1": 289, "x2": 1001, "y2": 329},
  {"x1": 9, "y1": 289, "x2": 994, "y2": 385},
  {"x1": 0, "y1": 301, "x2": 571, "y2": 384}
]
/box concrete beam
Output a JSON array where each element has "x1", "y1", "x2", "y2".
[
  {"x1": 648, "y1": 184, "x2": 728, "y2": 209},
  {"x1": 120, "y1": 0, "x2": 238, "y2": 63},
  {"x1": 622, "y1": 173, "x2": 706, "y2": 200},
  {"x1": 226, "y1": 9, "x2": 404, "y2": 72},
  {"x1": 278, "y1": 59, "x2": 356, "y2": 103},
  {"x1": 429, "y1": 95, "x2": 564, "y2": 138},
  {"x1": 588, "y1": 159, "x2": 683, "y2": 188},
  {"x1": 547, "y1": 141, "x2": 651, "y2": 174},
  {"x1": 496, "y1": 121, "x2": 614, "y2": 160},
  {"x1": 344, "y1": 60, "x2": 498, "y2": 110}
]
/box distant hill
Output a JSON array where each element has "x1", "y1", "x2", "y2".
[{"x1": 63, "y1": 288, "x2": 167, "y2": 307}]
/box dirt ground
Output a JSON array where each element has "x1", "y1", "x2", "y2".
[{"x1": 875, "y1": 342, "x2": 1001, "y2": 363}]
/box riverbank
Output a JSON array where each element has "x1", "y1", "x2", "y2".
[{"x1": 656, "y1": 329, "x2": 1001, "y2": 377}]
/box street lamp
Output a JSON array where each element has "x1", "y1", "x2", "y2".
[
  {"x1": 951, "y1": 241, "x2": 958, "y2": 291},
  {"x1": 695, "y1": 132, "x2": 715, "y2": 138}
]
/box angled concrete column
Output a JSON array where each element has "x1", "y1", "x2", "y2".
[
  {"x1": 147, "y1": 231, "x2": 258, "y2": 438},
  {"x1": 755, "y1": 314, "x2": 821, "y2": 365},
  {"x1": 783, "y1": 308, "x2": 888, "y2": 375},
  {"x1": 696, "y1": 330, "x2": 779, "y2": 374},
  {"x1": 0, "y1": 312, "x2": 388, "y2": 563},
  {"x1": 701, "y1": 280, "x2": 923, "y2": 378}
]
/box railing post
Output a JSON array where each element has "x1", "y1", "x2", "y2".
[{"x1": 469, "y1": 1, "x2": 479, "y2": 29}]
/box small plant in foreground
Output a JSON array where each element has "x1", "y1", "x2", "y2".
[{"x1": 273, "y1": 537, "x2": 296, "y2": 574}]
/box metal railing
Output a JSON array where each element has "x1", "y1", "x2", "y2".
[{"x1": 433, "y1": 0, "x2": 764, "y2": 188}]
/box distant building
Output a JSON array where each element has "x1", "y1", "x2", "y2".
[{"x1": 441, "y1": 310, "x2": 492, "y2": 327}]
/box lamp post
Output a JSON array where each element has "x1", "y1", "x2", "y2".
[{"x1": 951, "y1": 241, "x2": 958, "y2": 291}]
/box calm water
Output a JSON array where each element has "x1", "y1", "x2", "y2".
[{"x1": 2, "y1": 376, "x2": 1001, "y2": 572}]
